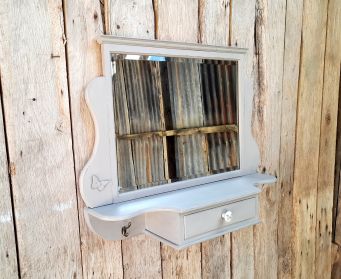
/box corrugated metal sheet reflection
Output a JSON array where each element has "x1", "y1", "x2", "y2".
[
  {"x1": 113, "y1": 58, "x2": 167, "y2": 190},
  {"x1": 201, "y1": 60, "x2": 239, "y2": 173},
  {"x1": 112, "y1": 60, "x2": 136, "y2": 190},
  {"x1": 112, "y1": 55, "x2": 239, "y2": 192},
  {"x1": 166, "y1": 59, "x2": 208, "y2": 180}
]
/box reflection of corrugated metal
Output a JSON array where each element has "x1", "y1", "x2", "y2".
[
  {"x1": 113, "y1": 59, "x2": 166, "y2": 190},
  {"x1": 112, "y1": 55, "x2": 239, "y2": 192},
  {"x1": 201, "y1": 61, "x2": 239, "y2": 173},
  {"x1": 166, "y1": 59, "x2": 208, "y2": 180},
  {"x1": 112, "y1": 60, "x2": 136, "y2": 190}
]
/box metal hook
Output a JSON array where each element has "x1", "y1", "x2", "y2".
[{"x1": 121, "y1": 222, "x2": 132, "y2": 237}]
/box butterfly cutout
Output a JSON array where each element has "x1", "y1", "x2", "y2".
[{"x1": 91, "y1": 175, "x2": 112, "y2": 192}]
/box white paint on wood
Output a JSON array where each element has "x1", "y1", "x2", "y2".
[
  {"x1": 52, "y1": 201, "x2": 73, "y2": 213},
  {"x1": 0, "y1": 212, "x2": 13, "y2": 224}
]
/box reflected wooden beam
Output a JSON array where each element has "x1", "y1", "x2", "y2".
[{"x1": 116, "y1": 124, "x2": 238, "y2": 139}]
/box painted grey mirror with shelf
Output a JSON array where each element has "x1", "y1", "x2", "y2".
[{"x1": 80, "y1": 36, "x2": 276, "y2": 249}]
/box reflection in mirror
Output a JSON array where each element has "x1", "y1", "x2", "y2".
[{"x1": 111, "y1": 54, "x2": 239, "y2": 193}]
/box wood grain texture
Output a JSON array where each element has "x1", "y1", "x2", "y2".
[
  {"x1": 0, "y1": 90, "x2": 18, "y2": 278},
  {"x1": 0, "y1": 0, "x2": 82, "y2": 277},
  {"x1": 315, "y1": 0, "x2": 341, "y2": 277},
  {"x1": 334, "y1": 101, "x2": 341, "y2": 246},
  {"x1": 108, "y1": 1, "x2": 162, "y2": 278},
  {"x1": 109, "y1": 0, "x2": 154, "y2": 39},
  {"x1": 292, "y1": 0, "x2": 329, "y2": 278},
  {"x1": 155, "y1": 0, "x2": 198, "y2": 43},
  {"x1": 199, "y1": 0, "x2": 229, "y2": 47},
  {"x1": 231, "y1": 227, "x2": 254, "y2": 279},
  {"x1": 252, "y1": 0, "x2": 286, "y2": 278},
  {"x1": 332, "y1": 243, "x2": 341, "y2": 279},
  {"x1": 334, "y1": 75, "x2": 341, "y2": 247},
  {"x1": 155, "y1": 1, "x2": 202, "y2": 278},
  {"x1": 64, "y1": 0, "x2": 123, "y2": 277},
  {"x1": 161, "y1": 244, "x2": 201, "y2": 279},
  {"x1": 201, "y1": 236, "x2": 230, "y2": 279},
  {"x1": 229, "y1": 0, "x2": 257, "y2": 277},
  {"x1": 0, "y1": 1, "x2": 337, "y2": 278},
  {"x1": 277, "y1": 0, "x2": 303, "y2": 278},
  {"x1": 199, "y1": 1, "x2": 231, "y2": 278},
  {"x1": 122, "y1": 235, "x2": 162, "y2": 279}
]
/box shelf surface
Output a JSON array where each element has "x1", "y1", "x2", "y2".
[{"x1": 86, "y1": 173, "x2": 276, "y2": 221}]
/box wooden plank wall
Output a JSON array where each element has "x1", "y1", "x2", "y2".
[
  {"x1": 330, "y1": 0, "x2": 341, "y2": 276},
  {"x1": 0, "y1": 0, "x2": 340, "y2": 278},
  {"x1": 0, "y1": 83, "x2": 18, "y2": 278},
  {"x1": 0, "y1": 0, "x2": 82, "y2": 278}
]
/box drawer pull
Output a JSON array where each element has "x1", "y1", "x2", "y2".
[{"x1": 221, "y1": 210, "x2": 233, "y2": 222}]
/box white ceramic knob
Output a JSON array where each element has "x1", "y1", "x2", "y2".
[{"x1": 221, "y1": 210, "x2": 232, "y2": 222}]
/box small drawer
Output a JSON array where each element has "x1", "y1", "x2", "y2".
[{"x1": 184, "y1": 198, "x2": 257, "y2": 239}]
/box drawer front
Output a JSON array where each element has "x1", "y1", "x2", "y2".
[{"x1": 184, "y1": 198, "x2": 257, "y2": 239}]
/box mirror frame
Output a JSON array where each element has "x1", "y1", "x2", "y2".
[{"x1": 80, "y1": 36, "x2": 259, "y2": 208}]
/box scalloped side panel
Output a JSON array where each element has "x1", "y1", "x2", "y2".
[{"x1": 80, "y1": 77, "x2": 117, "y2": 208}]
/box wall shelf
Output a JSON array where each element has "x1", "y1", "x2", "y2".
[
  {"x1": 80, "y1": 36, "x2": 277, "y2": 249},
  {"x1": 85, "y1": 173, "x2": 275, "y2": 249}
]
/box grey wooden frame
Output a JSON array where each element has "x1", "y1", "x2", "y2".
[{"x1": 80, "y1": 36, "x2": 259, "y2": 208}]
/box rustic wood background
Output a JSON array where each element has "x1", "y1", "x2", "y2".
[{"x1": 0, "y1": 0, "x2": 340, "y2": 278}]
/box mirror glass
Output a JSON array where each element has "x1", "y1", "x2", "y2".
[{"x1": 111, "y1": 54, "x2": 239, "y2": 193}]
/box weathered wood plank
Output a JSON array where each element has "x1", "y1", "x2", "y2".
[
  {"x1": 199, "y1": 0, "x2": 229, "y2": 47},
  {"x1": 334, "y1": 100, "x2": 341, "y2": 246},
  {"x1": 332, "y1": 243, "x2": 341, "y2": 279},
  {"x1": 155, "y1": 0, "x2": 198, "y2": 43},
  {"x1": 155, "y1": 1, "x2": 203, "y2": 278},
  {"x1": 108, "y1": 1, "x2": 162, "y2": 278},
  {"x1": 334, "y1": 74, "x2": 341, "y2": 247},
  {"x1": 292, "y1": 0, "x2": 329, "y2": 277},
  {"x1": 109, "y1": 0, "x2": 154, "y2": 39},
  {"x1": 64, "y1": 0, "x2": 123, "y2": 277},
  {"x1": 199, "y1": 1, "x2": 231, "y2": 278},
  {"x1": 122, "y1": 235, "x2": 162, "y2": 279},
  {"x1": 229, "y1": 0, "x2": 257, "y2": 278},
  {"x1": 277, "y1": 0, "x2": 303, "y2": 278},
  {"x1": 161, "y1": 244, "x2": 201, "y2": 279},
  {"x1": 0, "y1": 0, "x2": 82, "y2": 277},
  {"x1": 252, "y1": 0, "x2": 286, "y2": 278},
  {"x1": 201, "y1": 236, "x2": 231, "y2": 279},
  {"x1": 335, "y1": 171, "x2": 341, "y2": 246},
  {"x1": 231, "y1": 227, "x2": 254, "y2": 279},
  {"x1": 0, "y1": 88, "x2": 18, "y2": 278},
  {"x1": 315, "y1": 0, "x2": 341, "y2": 277}
]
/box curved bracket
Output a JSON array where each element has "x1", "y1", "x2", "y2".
[{"x1": 79, "y1": 77, "x2": 117, "y2": 208}]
